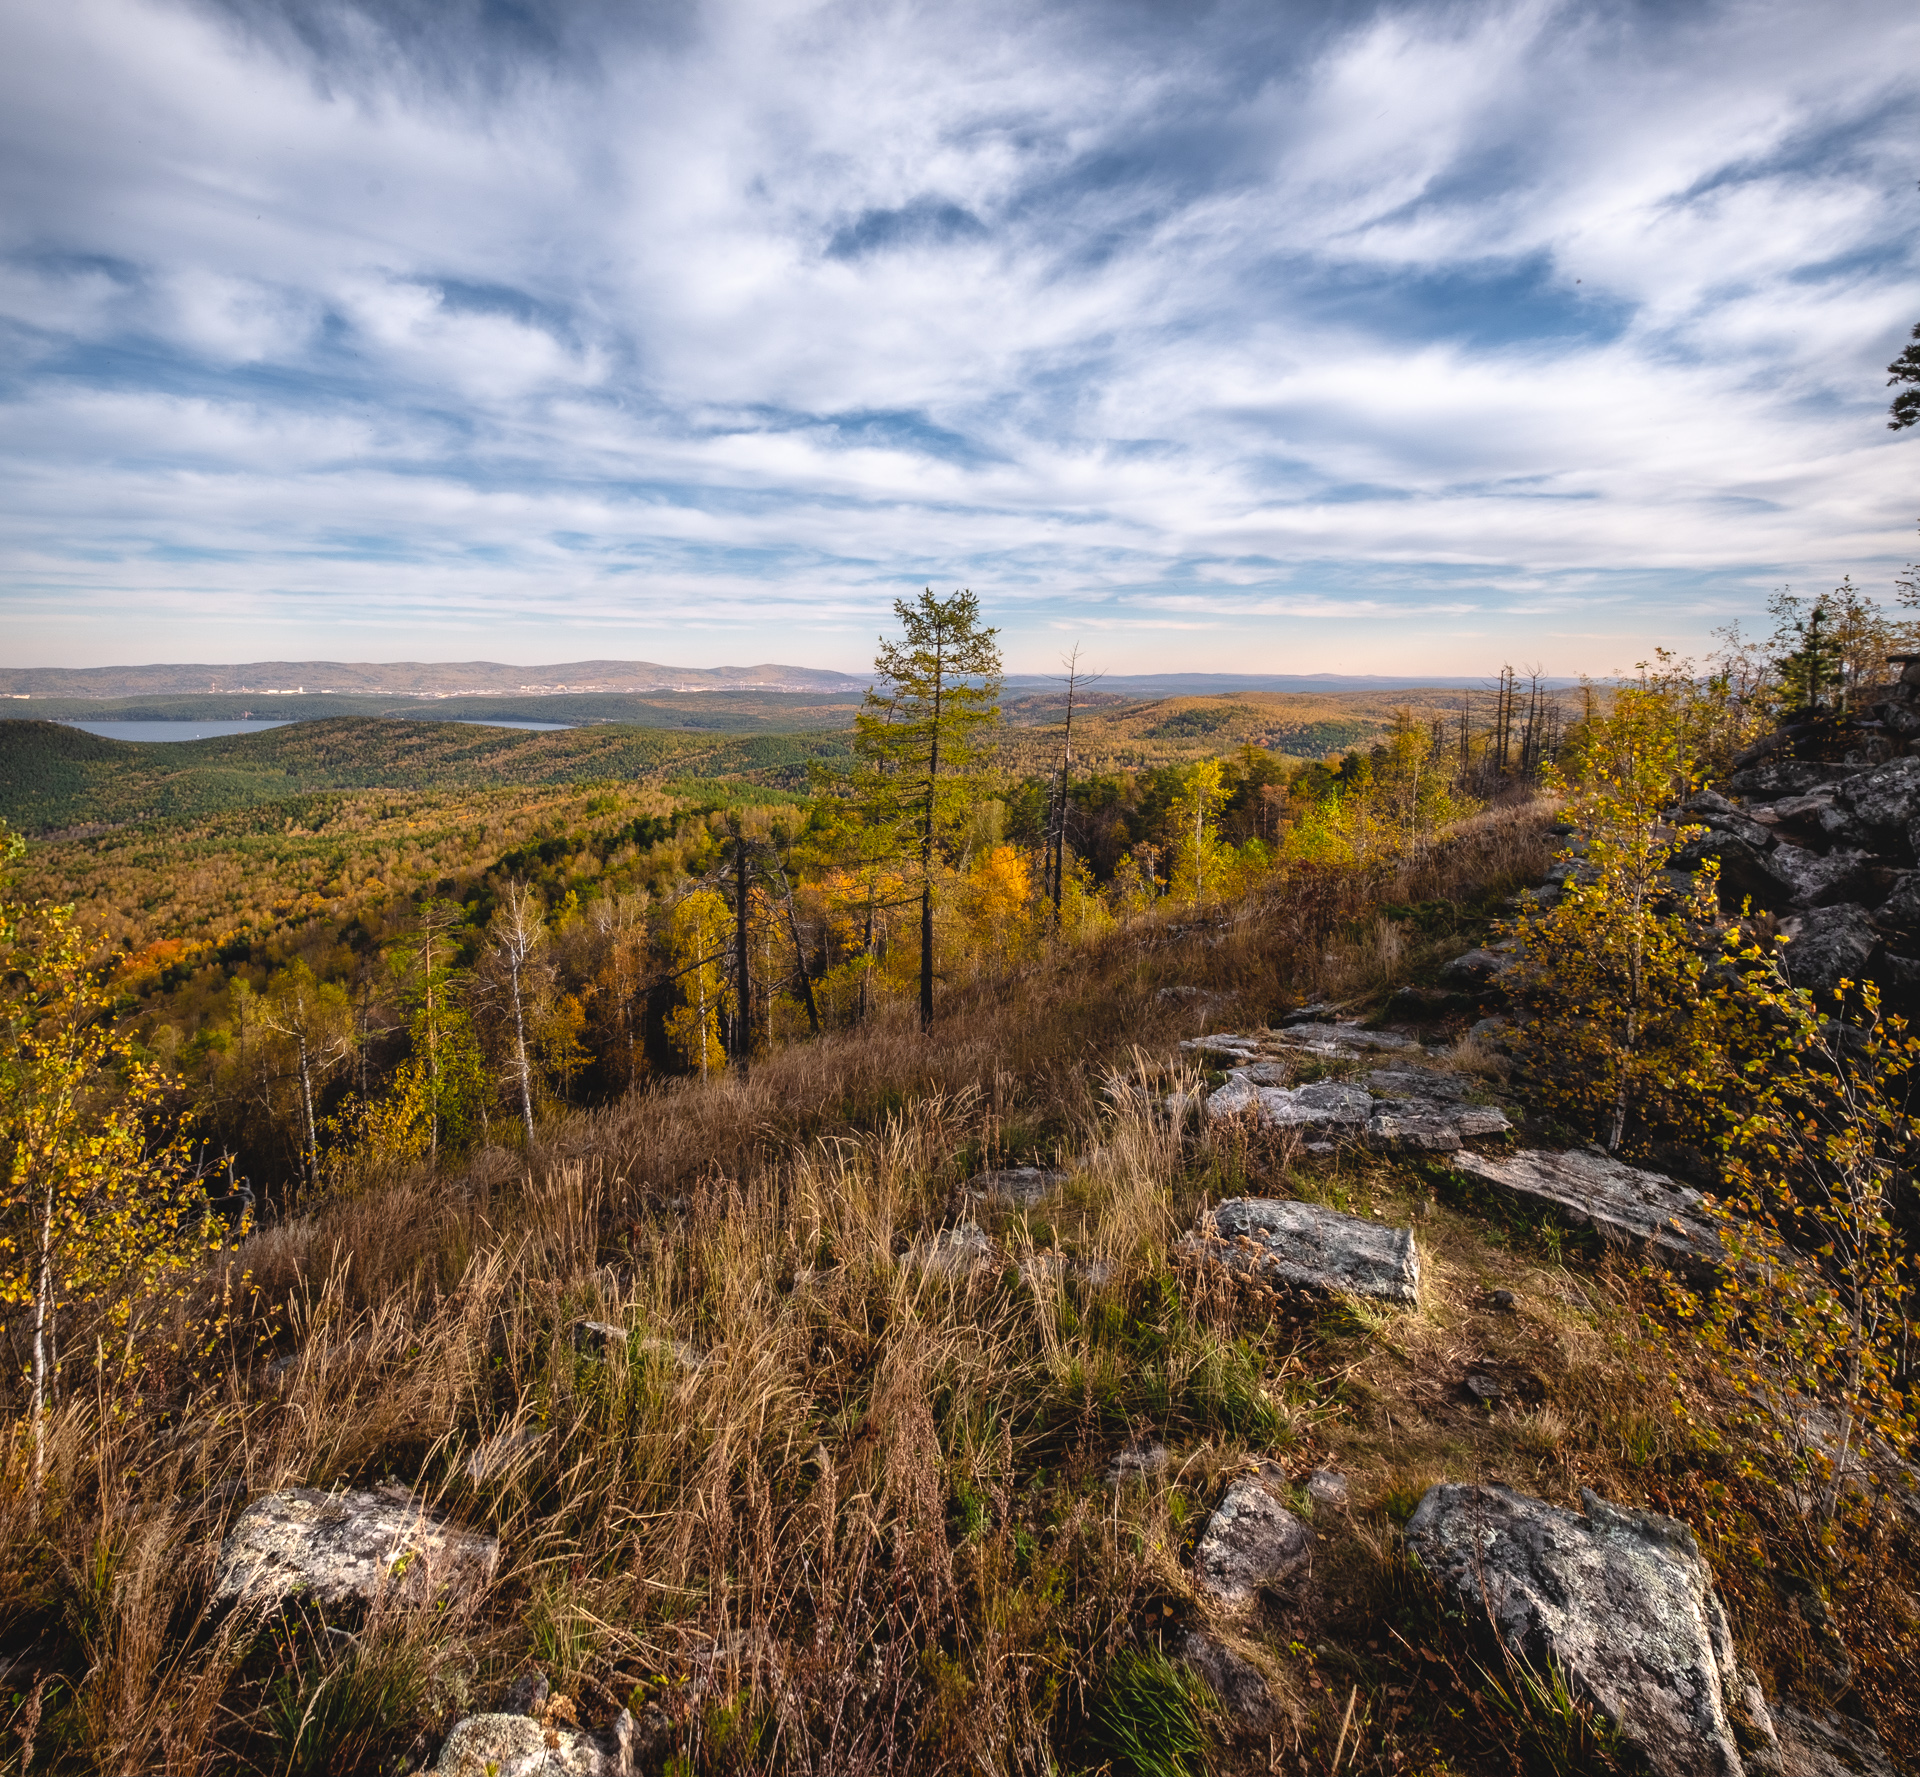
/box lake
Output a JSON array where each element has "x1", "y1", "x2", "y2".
[{"x1": 55, "y1": 717, "x2": 574, "y2": 742}]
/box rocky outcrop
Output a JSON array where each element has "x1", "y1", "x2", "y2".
[
  {"x1": 1192, "y1": 1472, "x2": 1312, "y2": 1611},
  {"x1": 1450, "y1": 1148, "x2": 1723, "y2": 1268},
  {"x1": 1188, "y1": 1197, "x2": 1420, "y2": 1302},
  {"x1": 1205, "y1": 1076, "x2": 1374, "y2": 1129},
  {"x1": 1405, "y1": 1484, "x2": 1772, "y2": 1777},
  {"x1": 213, "y1": 1487, "x2": 499, "y2": 1611},
  {"x1": 1187, "y1": 1028, "x2": 1511, "y2": 1149}
]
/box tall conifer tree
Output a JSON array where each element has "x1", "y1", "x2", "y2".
[{"x1": 853, "y1": 590, "x2": 1002, "y2": 1030}]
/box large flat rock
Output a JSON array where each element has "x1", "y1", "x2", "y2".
[
  {"x1": 213, "y1": 1487, "x2": 499, "y2": 1611},
  {"x1": 1406, "y1": 1484, "x2": 1774, "y2": 1777},
  {"x1": 1204, "y1": 1076, "x2": 1374, "y2": 1128},
  {"x1": 1451, "y1": 1148, "x2": 1723, "y2": 1267},
  {"x1": 1190, "y1": 1197, "x2": 1420, "y2": 1302}
]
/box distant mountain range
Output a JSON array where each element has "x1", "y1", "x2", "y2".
[
  {"x1": 3, "y1": 661, "x2": 1571, "y2": 701},
  {"x1": 0, "y1": 660, "x2": 868, "y2": 699}
]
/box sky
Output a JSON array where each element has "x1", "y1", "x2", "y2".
[{"x1": 0, "y1": 0, "x2": 1917, "y2": 677}]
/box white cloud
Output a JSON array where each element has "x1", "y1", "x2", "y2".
[{"x1": 0, "y1": 0, "x2": 1915, "y2": 674}]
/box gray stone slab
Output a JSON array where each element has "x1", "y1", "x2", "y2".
[
  {"x1": 1406, "y1": 1484, "x2": 1772, "y2": 1777},
  {"x1": 1193, "y1": 1197, "x2": 1420, "y2": 1302},
  {"x1": 1451, "y1": 1148, "x2": 1723, "y2": 1266},
  {"x1": 1205, "y1": 1076, "x2": 1373, "y2": 1128}
]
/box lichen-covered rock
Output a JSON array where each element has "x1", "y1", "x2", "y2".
[
  {"x1": 1451, "y1": 1148, "x2": 1722, "y2": 1268},
  {"x1": 213, "y1": 1487, "x2": 499, "y2": 1611},
  {"x1": 1768, "y1": 845, "x2": 1880, "y2": 911},
  {"x1": 434, "y1": 1713, "x2": 610, "y2": 1777},
  {"x1": 1192, "y1": 1197, "x2": 1420, "y2": 1302},
  {"x1": 1205, "y1": 1076, "x2": 1373, "y2": 1128},
  {"x1": 1405, "y1": 1484, "x2": 1768, "y2": 1777},
  {"x1": 1191, "y1": 1475, "x2": 1311, "y2": 1611}
]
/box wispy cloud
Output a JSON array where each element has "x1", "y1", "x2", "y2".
[{"x1": 0, "y1": 0, "x2": 1915, "y2": 673}]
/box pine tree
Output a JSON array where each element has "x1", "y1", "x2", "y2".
[{"x1": 851, "y1": 590, "x2": 1002, "y2": 1030}]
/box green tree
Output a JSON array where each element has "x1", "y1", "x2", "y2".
[
  {"x1": 1888, "y1": 321, "x2": 1920, "y2": 431},
  {"x1": 852, "y1": 590, "x2": 1003, "y2": 1029},
  {"x1": 1510, "y1": 658, "x2": 1772, "y2": 1154},
  {"x1": 1166, "y1": 759, "x2": 1228, "y2": 909}
]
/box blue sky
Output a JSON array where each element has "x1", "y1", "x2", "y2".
[{"x1": 1, "y1": 0, "x2": 1916, "y2": 675}]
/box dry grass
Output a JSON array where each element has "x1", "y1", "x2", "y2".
[{"x1": 5, "y1": 800, "x2": 1912, "y2": 1774}]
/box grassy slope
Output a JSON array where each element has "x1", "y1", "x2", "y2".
[{"x1": 8, "y1": 804, "x2": 1906, "y2": 1772}]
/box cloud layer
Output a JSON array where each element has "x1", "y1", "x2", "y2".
[{"x1": 1, "y1": 0, "x2": 1916, "y2": 672}]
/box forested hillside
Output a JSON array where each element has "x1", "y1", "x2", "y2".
[{"x1": 1, "y1": 592, "x2": 1914, "y2": 1775}]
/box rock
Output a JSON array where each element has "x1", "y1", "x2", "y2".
[
  {"x1": 1405, "y1": 1483, "x2": 1766, "y2": 1777},
  {"x1": 1451, "y1": 1148, "x2": 1723, "y2": 1268},
  {"x1": 1367, "y1": 1068, "x2": 1473, "y2": 1101},
  {"x1": 504, "y1": 1669, "x2": 551, "y2": 1714},
  {"x1": 1205, "y1": 1077, "x2": 1373, "y2": 1129},
  {"x1": 1179, "y1": 1630, "x2": 1282, "y2": 1731},
  {"x1": 1306, "y1": 1469, "x2": 1349, "y2": 1513},
  {"x1": 1192, "y1": 1197, "x2": 1420, "y2": 1302},
  {"x1": 968, "y1": 1166, "x2": 1067, "y2": 1207},
  {"x1": 434, "y1": 1712, "x2": 612, "y2": 1776},
  {"x1": 1780, "y1": 904, "x2": 1879, "y2": 992},
  {"x1": 575, "y1": 1321, "x2": 703, "y2": 1370},
  {"x1": 1179, "y1": 1034, "x2": 1263, "y2": 1060},
  {"x1": 1464, "y1": 1372, "x2": 1502, "y2": 1404},
  {"x1": 1468, "y1": 1016, "x2": 1510, "y2": 1040},
  {"x1": 1768, "y1": 845, "x2": 1881, "y2": 910},
  {"x1": 1439, "y1": 948, "x2": 1514, "y2": 988},
  {"x1": 1680, "y1": 803, "x2": 1778, "y2": 852},
  {"x1": 1106, "y1": 1442, "x2": 1170, "y2": 1485},
  {"x1": 1729, "y1": 760, "x2": 1861, "y2": 800},
  {"x1": 1192, "y1": 1475, "x2": 1312, "y2": 1611},
  {"x1": 1875, "y1": 869, "x2": 1920, "y2": 931},
  {"x1": 1278, "y1": 1022, "x2": 1417, "y2": 1056},
  {"x1": 1770, "y1": 1703, "x2": 1898, "y2": 1777},
  {"x1": 919, "y1": 1222, "x2": 997, "y2": 1276},
  {"x1": 1669, "y1": 833, "x2": 1797, "y2": 912},
  {"x1": 1157, "y1": 985, "x2": 1226, "y2": 1005},
  {"x1": 213, "y1": 1487, "x2": 499, "y2": 1612},
  {"x1": 1487, "y1": 1288, "x2": 1517, "y2": 1311},
  {"x1": 1827, "y1": 756, "x2": 1920, "y2": 857},
  {"x1": 1279, "y1": 1001, "x2": 1341, "y2": 1025},
  {"x1": 1365, "y1": 1099, "x2": 1510, "y2": 1153}
]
